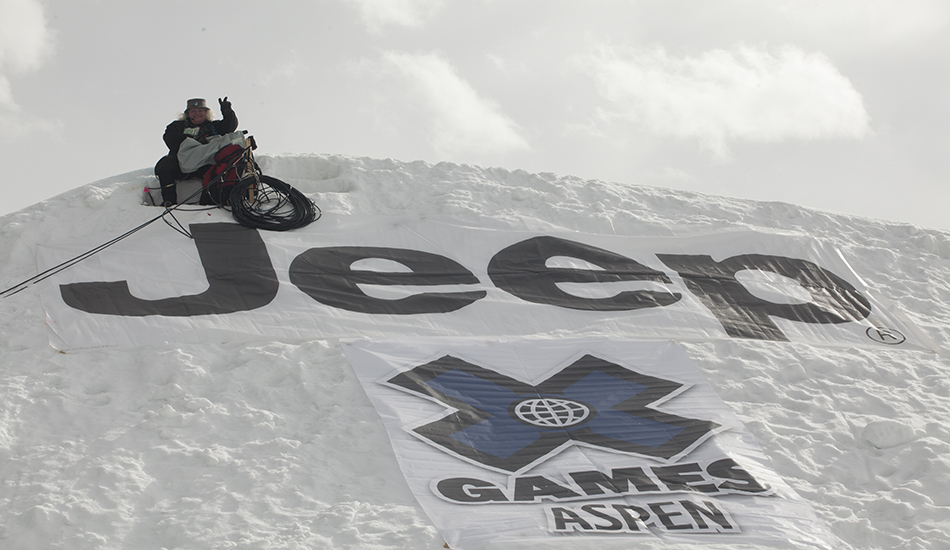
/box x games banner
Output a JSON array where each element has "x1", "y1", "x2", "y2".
[{"x1": 342, "y1": 338, "x2": 839, "y2": 549}]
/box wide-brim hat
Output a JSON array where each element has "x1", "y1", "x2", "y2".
[{"x1": 185, "y1": 98, "x2": 209, "y2": 111}]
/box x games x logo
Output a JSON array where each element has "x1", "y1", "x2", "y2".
[{"x1": 386, "y1": 354, "x2": 720, "y2": 473}]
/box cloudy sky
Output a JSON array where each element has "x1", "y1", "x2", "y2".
[{"x1": 2, "y1": 0, "x2": 948, "y2": 229}]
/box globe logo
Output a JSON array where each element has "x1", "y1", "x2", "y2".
[{"x1": 511, "y1": 397, "x2": 593, "y2": 428}]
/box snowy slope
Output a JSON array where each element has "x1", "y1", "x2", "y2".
[{"x1": 1, "y1": 153, "x2": 949, "y2": 549}]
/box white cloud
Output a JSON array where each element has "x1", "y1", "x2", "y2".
[
  {"x1": 486, "y1": 53, "x2": 528, "y2": 78},
  {"x1": 769, "y1": 0, "x2": 950, "y2": 49},
  {"x1": 575, "y1": 44, "x2": 871, "y2": 159},
  {"x1": 0, "y1": 74, "x2": 14, "y2": 110},
  {"x1": 344, "y1": 0, "x2": 444, "y2": 32},
  {"x1": 0, "y1": 71, "x2": 61, "y2": 140},
  {"x1": 260, "y1": 58, "x2": 300, "y2": 87},
  {"x1": 381, "y1": 51, "x2": 529, "y2": 157},
  {"x1": 0, "y1": 0, "x2": 56, "y2": 139},
  {"x1": 0, "y1": 108, "x2": 62, "y2": 142},
  {"x1": 0, "y1": 0, "x2": 52, "y2": 72}
]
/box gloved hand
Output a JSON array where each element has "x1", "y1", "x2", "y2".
[{"x1": 218, "y1": 97, "x2": 232, "y2": 113}]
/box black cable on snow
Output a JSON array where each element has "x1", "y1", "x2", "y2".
[
  {"x1": 2, "y1": 144, "x2": 320, "y2": 298},
  {"x1": 0, "y1": 203, "x2": 192, "y2": 299}
]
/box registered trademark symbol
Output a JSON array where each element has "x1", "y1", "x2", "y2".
[{"x1": 866, "y1": 326, "x2": 906, "y2": 345}]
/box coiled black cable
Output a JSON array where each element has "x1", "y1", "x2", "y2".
[{"x1": 228, "y1": 175, "x2": 321, "y2": 231}]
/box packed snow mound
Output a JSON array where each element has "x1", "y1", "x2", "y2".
[{"x1": 1, "y1": 153, "x2": 949, "y2": 550}]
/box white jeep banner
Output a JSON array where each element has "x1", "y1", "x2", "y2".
[
  {"x1": 37, "y1": 216, "x2": 933, "y2": 351},
  {"x1": 342, "y1": 337, "x2": 840, "y2": 549}
]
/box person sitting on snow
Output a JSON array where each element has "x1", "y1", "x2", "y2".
[{"x1": 154, "y1": 97, "x2": 240, "y2": 206}]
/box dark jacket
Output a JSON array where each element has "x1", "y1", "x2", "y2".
[{"x1": 163, "y1": 106, "x2": 239, "y2": 154}]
